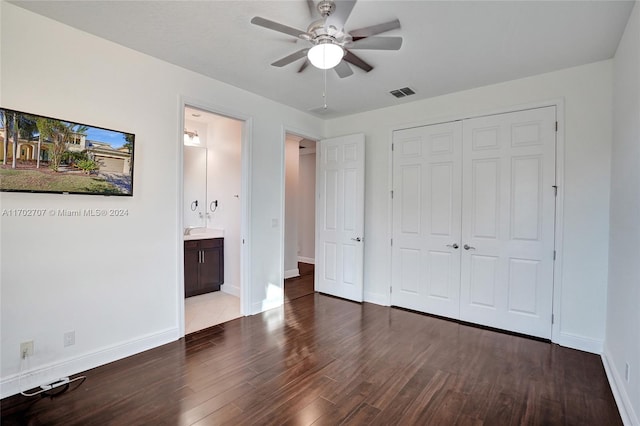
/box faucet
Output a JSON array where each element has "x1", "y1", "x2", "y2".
[{"x1": 184, "y1": 226, "x2": 198, "y2": 236}]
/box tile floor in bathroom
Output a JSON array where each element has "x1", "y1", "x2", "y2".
[{"x1": 184, "y1": 291, "x2": 241, "y2": 334}]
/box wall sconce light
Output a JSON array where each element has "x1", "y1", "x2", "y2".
[{"x1": 184, "y1": 129, "x2": 200, "y2": 145}]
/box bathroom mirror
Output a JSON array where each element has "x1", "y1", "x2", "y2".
[{"x1": 184, "y1": 146, "x2": 207, "y2": 229}]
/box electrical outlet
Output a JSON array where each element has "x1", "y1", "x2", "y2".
[
  {"x1": 20, "y1": 341, "x2": 34, "y2": 358},
  {"x1": 64, "y1": 331, "x2": 75, "y2": 347},
  {"x1": 625, "y1": 363, "x2": 630, "y2": 383}
]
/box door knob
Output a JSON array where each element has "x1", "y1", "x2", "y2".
[
  {"x1": 446, "y1": 243, "x2": 459, "y2": 249},
  {"x1": 463, "y1": 244, "x2": 476, "y2": 250},
  {"x1": 351, "y1": 237, "x2": 362, "y2": 242}
]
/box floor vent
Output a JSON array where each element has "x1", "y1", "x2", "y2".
[{"x1": 390, "y1": 87, "x2": 416, "y2": 98}]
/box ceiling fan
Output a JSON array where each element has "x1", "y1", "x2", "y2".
[{"x1": 251, "y1": 0, "x2": 403, "y2": 78}]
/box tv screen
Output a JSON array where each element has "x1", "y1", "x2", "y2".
[{"x1": 0, "y1": 108, "x2": 134, "y2": 196}]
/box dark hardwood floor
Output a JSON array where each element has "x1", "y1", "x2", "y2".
[
  {"x1": 2, "y1": 275, "x2": 620, "y2": 425},
  {"x1": 285, "y1": 262, "x2": 315, "y2": 302}
]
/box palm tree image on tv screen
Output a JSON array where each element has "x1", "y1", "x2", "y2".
[{"x1": 0, "y1": 108, "x2": 134, "y2": 196}]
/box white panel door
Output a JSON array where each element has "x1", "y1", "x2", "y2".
[
  {"x1": 391, "y1": 121, "x2": 463, "y2": 317},
  {"x1": 460, "y1": 106, "x2": 556, "y2": 338},
  {"x1": 316, "y1": 133, "x2": 365, "y2": 302}
]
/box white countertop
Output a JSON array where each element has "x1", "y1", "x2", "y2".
[{"x1": 184, "y1": 228, "x2": 224, "y2": 241}]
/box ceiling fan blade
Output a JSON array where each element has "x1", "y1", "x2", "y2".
[
  {"x1": 251, "y1": 16, "x2": 308, "y2": 39},
  {"x1": 347, "y1": 36, "x2": 403, "y2": 50},
  {"x1": 343, "y1": 49, "x2": 373, "y2": 72},
  {"x1": 334, "y1": 61, "x2": 354, "y2": 78},
  {"x1": 271, "y1": 49, "x2": 309, "y2": 67},
  {"x1": 325, "y1": 0, "x2": 357, "y2": 31},
  {"x1": 298, "y1": 59, "x2": 310, "y2": 73},
  {"x1": 349, "y1": 19, "x2": 401, "y2": 39}
]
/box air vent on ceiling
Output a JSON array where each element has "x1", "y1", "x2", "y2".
[{"x1": 390, "y1": 87, "x2": 416, "y2": 98}]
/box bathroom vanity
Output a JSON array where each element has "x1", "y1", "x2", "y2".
[{"x1": 184, "y1": 230, "x2": 224, "y2": 298}]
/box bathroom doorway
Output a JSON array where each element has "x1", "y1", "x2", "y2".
[
  {"x1": 181, "y1": 104, "x2": 249, "y2": 334},
  {"x1": 284, "y1": 134, "x2": 317, "y2": 302}
]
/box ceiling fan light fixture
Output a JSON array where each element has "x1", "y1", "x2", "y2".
[{"x1": 308, "y1": 42, "x2": 344, "y2": 70}]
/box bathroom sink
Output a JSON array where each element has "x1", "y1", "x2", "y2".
[{"x1": 184, "y1": 228, "x2": 224, "y2": 240}]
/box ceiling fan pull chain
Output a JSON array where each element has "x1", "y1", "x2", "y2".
[{"x1": 323, "y1": 67, "x2": 328, "y2": 109}]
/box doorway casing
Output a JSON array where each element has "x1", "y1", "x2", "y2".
[
  {"x1": 178, "y1": 97, "x2": 253, "y2": 337},
  {"x1": 281, "y1": 126, "x2": 322, "y2": 300}
]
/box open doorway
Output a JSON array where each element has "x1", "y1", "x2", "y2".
[
  {"x1": 284, "y1": 134, "x2": 317, "y2": 302},
  {"x1": 182, "y1": 105, "x2": 245, "y2": 333}
]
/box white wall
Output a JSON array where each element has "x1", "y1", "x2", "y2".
[
  {"x1": 205, "y1": 116, "x2": 242, "y2": 295},
  {"x1": 325, "y1": 60, "x2": 613, "y2": 353},
  {"x1": 605, "y1": 3, "x2": 640, "y2": 425},
  {"x1": 284, "y1": 135, "x2": 300, "y2": 277},
  {"x1": 0, "y1": 2, "x2": 323, "y2": 397},
  {"x1": 297, "y1": 150, "x2": 316, "y2": 263}
]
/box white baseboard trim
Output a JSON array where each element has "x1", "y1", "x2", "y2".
[
  {"x1": 364, "y1": 291, "x2": 390, "y2": 306},
  {"x1": 554, "y1": 331, "x2": 603, "y2": 354},
  {"x1": 0, "y1": 327, "x2": 178, "y2": 399},
  {"x1": 284, "y1": 268, "x2": 300, "y2": 279},
  {"x1": 602, "y1": 347, "x2": 638, "y2": 426},
  {"x1": 297, "y1": 257, "x2": 315, "y2": 265},
  {"x1": 221, "y1": 283, "x2": 240, "y2": 297},
  {"x1": 362, "y1": 299, "x2": 605, "y2": 354}
]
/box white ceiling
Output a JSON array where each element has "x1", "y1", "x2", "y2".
[{"x1": 11, "y1": 1, "x2": 635, "y2": 119}]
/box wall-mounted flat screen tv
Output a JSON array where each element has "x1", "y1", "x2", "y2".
[{"x1": 0, "y1": 108, "x2": 134, "y2": 196}]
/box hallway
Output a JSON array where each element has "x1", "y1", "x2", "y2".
[{"x1": 285, "y1": 262, "x2": 314, "y2": 302}]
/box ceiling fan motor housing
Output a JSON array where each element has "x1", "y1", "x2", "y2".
[{"x1": 307, "y1": 20, "x2": 351, "y2": 46}]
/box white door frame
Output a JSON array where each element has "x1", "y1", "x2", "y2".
[
  {"x1": 280, "y1": 126, "x2": 322, "y2": 294},
  {"x1": 177, "y1": 96, "x2": 253, "y2": 337},
  {"x1": 388, "y1": 98, "x2": 565, "y2": 344}
]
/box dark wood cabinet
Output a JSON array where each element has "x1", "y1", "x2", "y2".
[{"x1": 184, "y1": 238, "x2": 224, "y2": 298}]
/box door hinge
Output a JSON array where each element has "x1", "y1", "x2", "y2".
[
  {"x1": 242, "y1": 239, "x2": 245, "y2": 244},
  {"x1": 555, "y1": 121, "x2": 558, "y2": 132},
  {"x1": 390, "y1": 286, "x2": 393, "y2": 294},
  {"x1": 391, "y1": 143, "x2": 394, "y2": 151},
  {"x1": 553, "y1": 250, "x2": 556, "y2": 260},
  {"x1": 552, "y1": 313, "x2": 555, "y2": 324},
  {"x1": 390, "y1": 238, "x2": 393, "y2": 246},
  {"x1": 552, "y1": 185, "x2": 558, "y2": 196},
  {"x1": 391, "y1": 190, "x2": 394, "y2": 199}
]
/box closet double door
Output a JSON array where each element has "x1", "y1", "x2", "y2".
[{"x1": 391, "y1": 106, "x2": 556, "y2": 339}]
